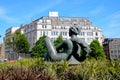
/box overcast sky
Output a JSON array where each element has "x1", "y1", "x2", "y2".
[{"x1": 0, "y1": 0, "x2": 120, "y2": 43}]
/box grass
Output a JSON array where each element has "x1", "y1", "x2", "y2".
[{"x1": 0, "y1": 58, "x2": 120, "y2": 80}]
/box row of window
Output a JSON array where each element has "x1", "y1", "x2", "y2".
[
  {"x1": 79, "y1": 27, "x2": 98, "y2": 30},
  {"x1": 42, "y1": 25, "x2": 68, "y2": 29},
  {"x1": 51, "y1": 31, "x2": 58, "y2": 35},
  {"x1": 24, "y1": 25, "x2": 50, "y2": 32},
  {"x1": 110, "y1": 55, "x2": 120, "y2": 59},
  {"x1": 111, "y1": 50, "x2": 120, "y2": 54},
  {"x1": 110, "y1": 44, "x2": 120, "y2": 49},
  {"x1": 40, "y1": 31, "x2": 68, "y2": 36},
  {"x1": 39, "y1": 31, "x2": 99, "y2": 40},
  {"x1": 38, "y1": 20, "x2": 51, "y2": 24},
  {"x1": 24, "y1": 25, "x2": 36, "y2": 32},
  {"x1": 42, "y1": 25, "x2": 47, "y2": 28},
  {"x1": 38, "y1": 19, "x2": 90, "y2": 26},
  {"x1": 80, "y1": 32, "x2": 98, "y2": 36},
  {"x1": 52, "y1": 26, "x2": 67, "y2": 29},
  {"x1": 110, "y1": 49, "x2": 120, "y2": 59}
]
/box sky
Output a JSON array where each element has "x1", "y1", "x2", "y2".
[{"x1": 0, "y1": 0, "x2": 120, "y2": 43}]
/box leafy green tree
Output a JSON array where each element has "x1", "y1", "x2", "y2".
[
  {"x1": 89, "y1": 40, "x2": 106, "y2": 60},
  {"x1": 31, "y1": 35, "x2": 46, "y2": 57},
  {"x1": 17, "y1": 34, "x2": 30, "y2": 53},
  {"x1": 5, "y1": 30, "x2": 30, "y2": 53},
  {"x1": 5, "y1": 30, "x2": 20, "y2": 53},
  {"x1": 54, "y1": 34, "x2": 63, "y2": 46}
]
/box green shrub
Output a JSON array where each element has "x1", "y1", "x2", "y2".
[{"x1": 0, "y1": 58, "x2": 119, "y2": 80}]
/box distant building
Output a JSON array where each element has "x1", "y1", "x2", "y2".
[
  {"x1": 103, "y1": 38, "x2": 120, "y2": 59},
  {"x1": 4, "y1": 27, "x2": 19, "y2": 60},
  {"x1": 5, "y1": 11, "x2": 104, "y2": 59},
  {"x1": 0, "y1": 43, "x2": 5, "y2": 60}
]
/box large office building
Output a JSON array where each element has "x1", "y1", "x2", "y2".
[
  {"x1": 103, "y1": 38, "x2": 120, "y2": 59},
  {"x1": 20, "y1": 12, "x2": 103, "y2": 50},
  {"x1": 5, "y1": 12, "x2": 104, "y2": 59}
]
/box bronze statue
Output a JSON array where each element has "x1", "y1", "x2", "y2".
[{"x1": 44, "y1": 26, "x2": 90, "y2": 62}]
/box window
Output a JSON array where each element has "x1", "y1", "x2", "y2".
[
  {"x1": 111, "y1": 50, "x2": 113, "y2": 54},
  {"x1": 40, "y1": 31, "x2": 42, "y2": 35},
  {"x1": 45, "y1": 31, "x2": 48, "y2": 35},
  {"x1": 43, "y1": 31, "x2": 45, "y2": 35},
  {"x1": 45, "y1": 25, "x2": 47, "y2": 28},
  {"x1": 46, "y1": 20, "x2": 51, "y2": 24},
  {"x1": 118, "y1": 55, "x2": 120, "y2": 58},
  {"x1": 62, "y1": 21, "x2": 64, "y2": 25},
  {"x1": 114, "y1": 50, "x2": 117, "y2": 54},
  {"x1": 86, "y1": 27, "x2": 89, "y2": 30},
  {"x1": 87, "y1": 32, "x2": 93, "y2": 36},
  {"x1": 61, "y1": 32, "x2": 67, "y2": 36},
  {"x1": 24, "y1": 29, "x2": 26, "y2": 32},
  {"x1": 79, "y1": 27, "x2": 82, "y2": 29},
  {"x1": 42, "y1": 25, "x2": 47, "y2": 28},
  {"x1": 115, "y1": 55, "x2": 117, "y2": 58},
  {"x1": 61, "y1": 26, "x2": 64, "y2": 29},
  {"x1": 96, "y1": 32, "x2": 98, "y2": 36},
  {"x1": 118, "y1": 50, "x2": 120, "y2": 53},
  {"x1": 42, "y1": 25, "x2": 44, "y2": 28},
  {"x1": 51, "y1": 31, "x2": 58, "y2": 36},
  {"x1": 80, "y1": 32, "x2": 85, "y2": 36},
  {"x1": 55, "y1": 32, "x2": 58, "y2": 35}
]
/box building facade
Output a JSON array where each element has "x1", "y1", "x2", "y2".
[
  {"x1": 0, "y1": 43, "x2": 5, "y2": 60},
  {"x1": 103, "y1": 38, "x2": 120, "y2": 59},
  {"x1": 4, "y1": 27, "x2": 19, "y2": 60},
  {"x1": 19, "y1": 12, "x2": 103, "y2": 50},
  {"x1": 5, "y1": 12, "x2": 103, "y2": 59}
]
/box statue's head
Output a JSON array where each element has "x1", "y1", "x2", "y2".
[{"x1": 69, "y1": 27, "x2": 80, "y2": 36}]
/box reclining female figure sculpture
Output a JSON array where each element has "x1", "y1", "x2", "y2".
[{"x1": 44, "y1": 26, "x2": 90, "y2": 62}]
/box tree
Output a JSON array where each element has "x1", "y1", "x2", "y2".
[
  {"x1": 54, "y1": 34, "x2": 63, "y2": 46},
  {"x1": 89, "y1": 40, "x2": 106, "y2": 60},
  {"x1": 31, "y1": 35, "x2": 46, "y2": 57},
  {"x1": 5, "y1": 30, "x2": 30, "y2": 53},
  {"x1": 17, "y1": 34, "x2": 30, "y2": 53}
]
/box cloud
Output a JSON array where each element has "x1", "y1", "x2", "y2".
[
  {"x1": 108, "y1": 11, "x2": 120, "y2": 28},
  {"x1": 109, "y1": 21, "x2": 120, "y2": 27},
  {"x1": 89, "y1": 6, "x2": 104, "y2": 16},
  {"x1": 0, "y1": 15, "x2": 18, "y2": 23},
  {"x1": 102, "y1": 11, "x2": 120, "y2": 38},
  {"x1": 0, "y1": 7, "x2": 5, "y2": 15},
  {"x1": 24, "y1": 0, "x2": 63, "y2": 19},
  {"x1": 72, "y1": 0, "x2": 86, "y2": 5},
  {"x1": 104, "y1": 28, "x2": 120, "y2": 38},
  {"x1": 0, "y1": 7, "x2": 19, "y2": 23},
  {"x1": 0, "y1": 0, "x2": 63, "y2": 25},
  {"x1": 110, "y1": 11, "x2": 120, "y2": 19}
]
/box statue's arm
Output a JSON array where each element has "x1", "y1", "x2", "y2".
[{"x1": 79, "y1": 41, "x2": 90, "y2": 55}]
